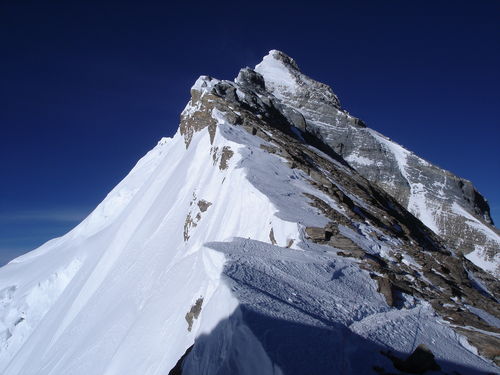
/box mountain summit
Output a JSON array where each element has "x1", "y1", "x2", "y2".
[{"x1": 0, "y1": 51, "x2": 498, "y2": 374}]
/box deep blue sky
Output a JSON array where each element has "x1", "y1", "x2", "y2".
[{"x1": 1, "y1": 1, "x2": 499, "y2": 264}]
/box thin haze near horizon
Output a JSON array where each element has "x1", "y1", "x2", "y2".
[{"x1": 1, "y1": 1, "x2": 499, "y2": 264}]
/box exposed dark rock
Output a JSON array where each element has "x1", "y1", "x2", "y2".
[
  {"x1": 219, "y1": 146, "x2": 234, "y2": 170},
  {"x1": 185, "y1": 297, "x2": 203, "y2": 332},
  {"x1": 269, "y1": 228, "x2": 277, "y2": 245},
  {"x1": 328, "y1": 234, "x2": 361, "y2": 252},
  {"x1": 374, "y1": 276, "x2": 395, "y2": 307},
  {"x1": 197, "y1": 200, "x2": 212, "y2": 213},
  {"x1": 183, "y1": 213, "x2": 195, "y2": 242},
  {"x1": 455, "y1": 328, "x2": 500, "y2": 366},
  {"x1": 305, "y1": 227, "x2": 330, "y2": 242},
  {"x1": 211, "y1": 146, "x2": 219, "y2": 165},
  {"x1": 179, "y1": 76, "x2": 219, "y2": 148},
  {"x1": 235, "y1": 67, "x2": 266, "y2": 91},
  {"x1": 383, "y1": 344, "x2": 441, "y2": 374},
  {"x1": 259, "y1": 144, "x2": 279, "y2": 154},
  {"x1": 168, "y1": 345, "x2": 193, "y2": 375}
]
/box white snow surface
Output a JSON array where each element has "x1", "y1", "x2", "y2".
[
  {"x1": 0, "y1": 114, "x2": 497, "y2": 374},
  {"x1": 466, "y1": 305, "x2": 500, "y2": 329},
  {"x1": 346, "y1": 128, "x2": 499, "y2": 277},
  {"x1": 452, "y1": 203, "x2": 500, "y2": 276},
  {"x1": 254, "y1": 50, "x2": 298, "y2": 101},
  {"x1": 368, "y1": 129, "x2": 441, "y2": 235},
  {"x1": 344, "y1": 152, "x2": 374, "y2": 167}
]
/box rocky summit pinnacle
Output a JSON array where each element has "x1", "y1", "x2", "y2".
[
  {"x1": 0, "y1": 50, "x2": 498, "y2": 375},
  {"x1": 255, "y1": 50, "x2": 343, "y2": 119}
]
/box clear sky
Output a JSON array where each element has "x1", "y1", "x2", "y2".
[{"x1": 1, "y1": 1, "x2": 499, "y2": 265}]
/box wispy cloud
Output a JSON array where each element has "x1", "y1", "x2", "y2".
[{"x1": 0, "y1": 209, "x2": 90, "y2": 223}]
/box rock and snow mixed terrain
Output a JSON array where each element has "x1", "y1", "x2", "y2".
[
  {"x1": 0, "y1": 50, "x2": 498, "y2": 374},
  {"x1": 254, "y1": 51, "x2": 500, "y2": 277}
]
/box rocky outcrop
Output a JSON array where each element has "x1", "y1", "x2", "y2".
[
  {"x1": 185, "y1": 297, "x2": 203, "y2": 332},
  {"x1": 382, "y1": 344, "x2": 441, "y2": 374},
  {"x1": 184, "y1": 197, "x2": 212, "y2": 241},
  {"x1": 218, "y1": 146, "x2": 233, "y2": 170},
  {"x1": 197, "y1": 200, "x2": 212, "y2": 213},
  {"x1": 179, "y1": 76, "x2": 220, "y2": 148}
]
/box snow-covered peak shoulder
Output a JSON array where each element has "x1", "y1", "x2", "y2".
[
  {"x1": 265, "y1": 49, "x2": 301, "y2": 70},
  {"x1": 253, "y1": 50, "x2": 299, "y2": 101},
  {"x1": 254, "y1": 49, "x2": 341, "y2": 113},
  {"x1": 180, "y1": 76, "x2": 225, "y2": 148},
  {"x1": 190, "y1": 75, "x2": 220, "y2": 95},
  {"x1": 255, "y1": 50, "x2": 301, "y2": 76}
]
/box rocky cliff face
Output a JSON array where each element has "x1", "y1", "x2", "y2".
[
  {"x1": 0, "y1": 51, "x2": 498, "y2": 375},
  {"x1": 254, "y1": 50, "x2": 499, "y2": 277}
]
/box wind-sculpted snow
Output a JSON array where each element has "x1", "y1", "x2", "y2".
[
  {"x1": 0, "y1": 50, "x2": 498, "y2": 374},
  {"x1": 0, "y1": 259, "x2": 81, "y2": 369},
  {"x1": 0, "y1": 123, "x2": 320, "y2": 374},
  {"x1": 179, "y1": 239, "x2": 495, "y2": 374}
]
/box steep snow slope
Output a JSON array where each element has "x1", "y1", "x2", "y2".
[
  {"x1": 0, "y1": 53, "x2": 499, "y2": 374},
  {"x1": 0, "y1": 127, "x2": 301, "y2": 374},
  {"x1": 255, "y1": 50, "x2": 500, "y2": 277}
]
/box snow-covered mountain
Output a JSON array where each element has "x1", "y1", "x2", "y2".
[
  {"x1": 254, "y1": 50, "x2": 500, "y2": 277},
  {"x1": 0, "y1": 51, "x2": 498, "y2": 374}
]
